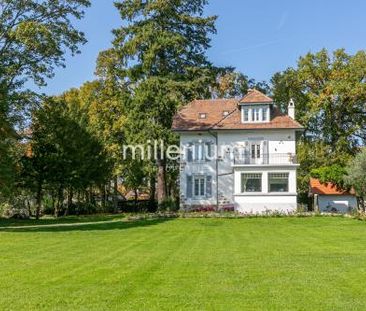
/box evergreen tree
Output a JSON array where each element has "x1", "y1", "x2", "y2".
[{"x1": 103, "y1": 0, "x2": 217, "y2": 203}]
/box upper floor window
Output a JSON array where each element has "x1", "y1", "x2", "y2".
[
  {"x1": 253, "y1": 108, "x2": 260, "y2": 121},
  {"x1": 186, "y1": 141, "x2": 213, "y2": 162},
  {"x1": 251, "y1": 143, "x2": 261, "y2": 159},
  {"x1": 241, "y1": 105, "x2": 270, "y2": 123},
  {"x1": 243, "y1": 108, "x2": 249, "y2": 122}
]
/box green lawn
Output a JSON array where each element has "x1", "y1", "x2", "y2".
[{"x1": 1, "y1": 216, "x2": 366, "y2": 310}]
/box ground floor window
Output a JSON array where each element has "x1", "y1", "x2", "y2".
[
  {"x1": 241, "y1": 173, "x2": 262, "y2": 192},
  {"x1": 194, "y1": 176, "x2": 206, "y2": 197},
  {"x1": 186, "y1": 175, "x2": 212, "y2": 199},
  {"x1": 268, "y1": 173, "x2": 289, "y2": 192}
]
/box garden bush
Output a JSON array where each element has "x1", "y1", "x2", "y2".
[
  {"x1": 158, "y1": 197, "x2": 179, "y2": 212},
  {"x1": 119, "y1": 200, "x2": 158, "y2": 213}
]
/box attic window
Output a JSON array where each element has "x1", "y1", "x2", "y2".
[
  {"x1": 199, "y1": 113, "x2": 207, "y2": 119},
  {"x1": 223, "y1": 111, "x2": 229, "y2": 117}
]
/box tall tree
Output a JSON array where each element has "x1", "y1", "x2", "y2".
[
  {"x1": 0, "y1": 0, "x2": 90, "y2": 91},
  {"x1": 0, "y1": 0, "x2": 90, "y2": 196},
  {"x1": 345, "y1": 148, "x2": 366, "y2": 210},
  {"x1": 212, "y1": 67, "x2": 270, "y2": 98},
  {"x1": 104, "y1": 0, "x2": 217, "y2": 203},
  {"x1": 23, "y1": 98, "x2": 111, "y2": 218},
  {"x1": 272, "y1": 49, "x2": 366, "y2": 153},
  {"x1": 62, "y1": 80, "x2": 128, "y2": 209},
  {"x1": 272, "y1": 49, "x2": 366, "y2": 200}
]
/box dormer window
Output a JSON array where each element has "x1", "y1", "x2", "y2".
[
  {"x1": 199, "y1": 113, "x2": 207, "y2": 119},
  {"x1": 253, "y1": 108, "x2": 260, "y2": 121},
  {"x1": 243, "y1": 108, "x2": 249, "y2": 122},
  {"x1": 239, "y1": 89, "x2": 273, "y2": 124},
  {"x1": 241, "y1": 105, "x2": 270, "y2": 123}
]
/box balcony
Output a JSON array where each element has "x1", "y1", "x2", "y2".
[{"x1": 233, "y1": 153, "x2": 298, "y2": 166}]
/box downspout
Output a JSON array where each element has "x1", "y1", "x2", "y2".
[
  {"x1": 207, "y1": 128, "x2": 219, "y2": 210},
  {"x1": 206, "y1": 106, "x2": 238, "y2": 211}
]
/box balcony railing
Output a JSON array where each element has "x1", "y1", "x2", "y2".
[{"x1": 234, "y1": 153, "x2": 298, "y2": 165}]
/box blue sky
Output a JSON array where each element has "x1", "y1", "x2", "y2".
[{"x1": 39, "y1": 0, "x2": 366, "y2": 95}]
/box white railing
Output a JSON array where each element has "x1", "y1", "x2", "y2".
[{"x1": 234, "y1": 153, "x2": 297, "y2": 165}]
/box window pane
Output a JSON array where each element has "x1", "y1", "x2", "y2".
[
  {"x1": 200, "y1": 178, "x2": 205, "y2": 196},
  {"x1": 269, "y1": 173, "x2": 289, "y2": 192},
  {"x1": 194, "y1": 143, "x2": 205, "y2": 161},
  {"x1": 241, "y1": 173, "x2": 262, "y2": 192},
  {"x1": 251, "y1": 145, "x2": 255, "y2": 158},
  {"x1": 194, "y1": 178, "x2": 199, "y2": 196},
  {"x1": 194, "y1": 177, "x2": 206, "y2": 197},
  {"x1": 244, "y1": 108, "x2": 249, "y2": 121}
]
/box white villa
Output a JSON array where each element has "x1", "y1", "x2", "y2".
[{"x1": 172, "y1": 89, "x2": 304, "y2": 214}]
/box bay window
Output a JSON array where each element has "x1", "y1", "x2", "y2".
[
  {"x1": 268, "y1": 173, "x2": 289, "y2": 192},
  {"x1": 241, "y1": 173, "x2": 262, "y2": 192}
]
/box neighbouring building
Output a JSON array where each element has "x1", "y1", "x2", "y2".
[
  {"x1": 172, "y1": 89, "x2": 304, "y2": 214},
  {"x1": 310, "y1": 178, "x2": 357, "y2": 213}
]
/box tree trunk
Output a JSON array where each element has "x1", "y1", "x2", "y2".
[
  {"x1": 113, "y1": 176, "x2": 119, "y2": 213},
  {"x1": 157, "y1": 159, "x2": 166, "y2": 204},
  {"x1": 35, "y1": 181, "x2": 42, "y2": 220},
  {"x1": 149, "y1": 175, "x2": 156, "y2": 201},
  {"x1": 52, "y1": 192, "x2": 57, "y2": 218},
  {"x1": 56, "y1": 186, "x2": 63, "y2": 217},
  {"x1": 359, "y1": 197, "x2": 365, "y2": 212},
  {"x1": 27, "y1": 200, "x2": 32, "y2": 218},
  {"x1": 102, "y1": 185, "x2": 107, "y2": 211},
  {"x1": 64, "y1": 188, "x2": 73, "y2": 216}
]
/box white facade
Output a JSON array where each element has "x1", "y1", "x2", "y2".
[
  {"x1": 316, "y1": 195, "x2": 357, "y2": 214},
  {"x1": 179, "y1": 129, "x2": 299, "y2": 214}
]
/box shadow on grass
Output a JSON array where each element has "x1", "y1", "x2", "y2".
[
  {"x1": 0, "y1": 218, "x2": 175, "y2": 233},
  {"x1": 0, "y1": 214, "x2": 127, "y2": 228}
]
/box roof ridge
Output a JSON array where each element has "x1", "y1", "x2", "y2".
[
  {"x1": 240, "y1": 89, "x2": 273, "y2": 103},
  {"x1": 195, "y1": 98, "x2": 238, "y2": 102}
]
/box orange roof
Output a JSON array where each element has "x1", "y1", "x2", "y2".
[
  {"x1": 172, "y1": 94, "x2": 303, "y2": 131},
  {"x1": 240, "y1": 89, "x2": 273, "y2": 104},
  {"x1": 310, "y1": 178, "x2": 355, "y2": 195}
]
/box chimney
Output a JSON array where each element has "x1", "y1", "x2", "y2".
[{"x1": 288, "y1": 98, "x2": 295, "y2": 119}]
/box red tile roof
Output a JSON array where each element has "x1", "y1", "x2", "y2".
[
  {"x1": 240, "y1": 89, "x2": 273, "y2": 104},
  {"x1": 172, "y1": 91, "x2": 303, "y2": 131},
  {"x1": 310, "y1": 178, "x2": 355, "y2": 195}
]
